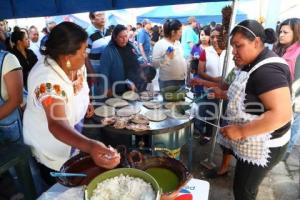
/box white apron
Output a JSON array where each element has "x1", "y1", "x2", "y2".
[{"x1": 217, "y1": 57, "x2": 291, "y2": 167}]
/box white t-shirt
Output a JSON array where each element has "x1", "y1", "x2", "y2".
[
  {"x1": 23, "y1": 57, "x2": 89, "y2": 170},
  {"x1": 1, "y1": 53, "x2": 22, "y2": 100},
  {"x1": 152, "y1": 38, "x2": 187, "y2": 81},
  {"x1": 205, "y1": 46, "x2": 222, "y2": 78},
  {"x1": 29, "y1": 41, "x2": 42, "y2": 61},
  {"x1": 219, "y1": 50, "x2": 235, "y2": 77}
]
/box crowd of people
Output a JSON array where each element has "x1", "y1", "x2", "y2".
[{"x1": 0, "y1": 8, "x2": 299, "y2": 200}]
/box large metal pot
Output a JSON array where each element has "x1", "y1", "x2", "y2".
[{"x1": 85, "y1": 168, "x2": 161, "y2": 200}]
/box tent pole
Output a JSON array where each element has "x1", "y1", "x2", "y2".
[
  {"x1": 9, "y1": 0, "x2": 16, "y2": 17},
  {"x1": 54, "y1": 0, "x2": 61, "y2": 14},
  {"x1": 200, "y1": 0, "x2": 238, "y2": 170},
  {"x1": 112, "y1": 0, "x2": 116, "y2": 9}
]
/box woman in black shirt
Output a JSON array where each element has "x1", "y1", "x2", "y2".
[
  {"x1": 218, "y1": 20, "x2": 292, "y2": 200},
  {"x1": 10, "y1": 27, "x2": 37, "y2": 90}
]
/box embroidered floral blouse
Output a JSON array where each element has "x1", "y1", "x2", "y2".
[{"x1": 23, "y1": 57, "x2": 89, "y2": 170}]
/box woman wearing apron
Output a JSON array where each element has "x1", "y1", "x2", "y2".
[{"x1": 218, "y1": 20, "x2": 292, "y2": 200}]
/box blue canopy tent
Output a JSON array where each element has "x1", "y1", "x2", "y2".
[
  {"x1": 106, "y1": 10, "x2": 134, "y2": 26},
  {"x1": 107, "y1": 14, "x2": 124, "y2": 26},
  {"x1": 1, "y1": 0, "x2": 232, "y2": 20},
  {"x1": 137, "y1": 2, "x2": 247, "y2": 24},
  {"x1": 48, "y1": 15, "x2": 90, "y2": 29}
]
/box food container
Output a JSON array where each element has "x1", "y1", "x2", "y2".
[
  {"x1": 55, "y1": 145, "x2": 131, "y2": 187},
  {"x1": 85, "y1": 168, "x2": 161, "y2": 200},
  {"x1": 130, "y1": 155, "x2": 192, "y2": 200},
  {"x1": 55, "y1": 153, "x2": 108, "y2": 187},
  {"x1": 56, "y1": 147, "x2": 192, "y2": 200},
  {"x1": 161, "y1": 86, "x2": 188, "y2": 102}
]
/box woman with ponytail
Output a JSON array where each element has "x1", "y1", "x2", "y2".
[
  {"x1": 10, "y1": 26, "x2": 37, "y2": 90},
  {"x1": 217, "y1": 20, "x2": 292, "y2": 200},
  {"x1": 152, "y1": 19, "x2": 186, "y2": 89}
]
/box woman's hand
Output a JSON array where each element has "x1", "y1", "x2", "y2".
[
  {"x1": 166, "y1": 50, "x2": 174, "y2": 59},
  {"x1": 90, "y1": 140, "x2": 121, "y2": 169},
  {"x1": 207, "y1": 87, "x2": 227, "y2": 99},
  {"x1": 126, "y1": 79, "x2": 137, "y2": 92},
  {"x1": 191, "y1": 55, "x2": 199, "y2": 60},
  {"x1": 220, "y1": 125, "x2": 245, "y2": 141},
  {"x1": 128, "y1": 83, "x2": 137, "y2": 92},
  {"x1": 85, "y1": 103, "x2": 94, "y2": 118}
]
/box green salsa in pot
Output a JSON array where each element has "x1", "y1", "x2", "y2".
[{"x1": 145, "y1": 167, "x2": 179, "y2": 193}]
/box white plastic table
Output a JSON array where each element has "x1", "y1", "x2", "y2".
[{"x1": 37, "y1": 178, "x2": 210, "y2": 200}]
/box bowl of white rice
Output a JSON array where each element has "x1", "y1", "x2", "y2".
[{"x1": 85, "y1": 168, "x2": 161, "y2": 200}]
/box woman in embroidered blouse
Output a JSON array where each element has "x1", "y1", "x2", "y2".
[
  {"x1": 23, "y1": 22, "x2": 120, "y2": 186},
  {"x1": 273, "y1": 18, "x2": 300, "y2": 160},
  {"x1": 219, "y1": 20, "x2": 292, "y2": 200}
]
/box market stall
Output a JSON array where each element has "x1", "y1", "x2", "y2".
[{"x1": 92, "y1": 90, "x2": 195, "y2": 169}]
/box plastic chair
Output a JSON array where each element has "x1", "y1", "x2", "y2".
[{"x1": 0, "y1": 143, "x2": 36, "y2": 200}]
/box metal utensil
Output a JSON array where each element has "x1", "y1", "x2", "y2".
[
  {"x1": 197, "y1": 117, "x2": 221, "y2": 129},
  {"x1": 50, "y1": 172, "x2": 87, "y2": 177}
]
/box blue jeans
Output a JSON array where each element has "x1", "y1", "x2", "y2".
[
  {"x1": 287, "y1": 112, "x2": 300, "y2": 153},
  {"x1": 0, "y1": 103, "x2": 22, "y2": 144}
]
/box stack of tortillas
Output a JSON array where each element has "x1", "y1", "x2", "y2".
[
  {"x1": 143, "y1": 101, "x2": 162, "y2": 109},
  {"x1": 164, "y1": 101, "x2": 187, "y2": 110},
  {"x1": 94, "y1": 105, "x2": 115, "y2": 118},
  {"x1": 144, "y1": 110, "x2": 167, "y2": 122},
  {"x1": 126, "y1": 123, "x2": 149, "y2": 132},
  {"x1": 105, "y1": 98, "x2": 129, "y2": 108},
  {"x1": 116, "y1": 106, "x2": 141, "y2": 117},
  {"x1": 164, "y1": 102, "x2": 177, "y2": 110},
  {"x1": 122, "y1": 91, "x2": 139, "y2": 101},
  {"x1": 131, "y1": 114, "x2": 149, "y2": 124},
  {"x1": 165, "y1": 110, "x2": 188, "y2": 120},
  {"x1": 140, "y1": 91, "x2": 153, "y2": 101}
]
